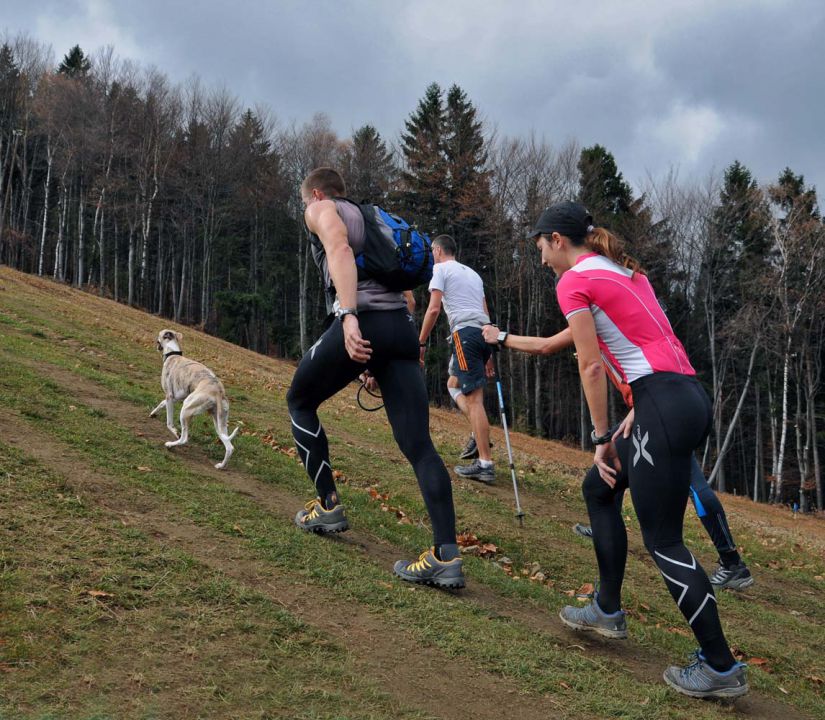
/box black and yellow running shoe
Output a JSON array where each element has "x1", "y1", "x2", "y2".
[
  {"x1": 294, "y1": 498, "x2": 349, "y2": 534},
  {"x1": 393, "y1": 548, "x2": 465, "y2": 589}
]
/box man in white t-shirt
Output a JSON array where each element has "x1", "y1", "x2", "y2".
[{"x1": 419, "y1": 235, "x2": 495, "y2": 484}]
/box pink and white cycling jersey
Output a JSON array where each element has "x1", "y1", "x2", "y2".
[{"x1": 556, "y1": 253, "x2": 695, "y2": 383}]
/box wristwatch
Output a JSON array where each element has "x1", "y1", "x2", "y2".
[
  {"x1": 496, "y1": 330, "x2": 509, "y2": 347},
  {"x1": 336, "y1": 307, "x2": 358, "y2": 320},
  {"x1": 590, "y1": 429, "x2": 612, "y2": 445}
]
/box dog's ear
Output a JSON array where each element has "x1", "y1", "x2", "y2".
[{"x1": 174, "y1": 331, "x2": 183, "y2": 343}]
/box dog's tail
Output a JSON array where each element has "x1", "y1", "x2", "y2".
[{"x1": 228, "y1": 425, "x2": 240, "y2": 441}]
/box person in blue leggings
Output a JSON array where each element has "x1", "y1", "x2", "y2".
[{"x1": 574, "y1": 446, "x2": 753, "y2": 591}]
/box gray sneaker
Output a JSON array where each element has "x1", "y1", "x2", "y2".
[
  {"x1": 458, "y1": 434, "x2": 493, "y2": 460},
  {"x1": 664, "y1": 652, "x2": 749, "y2": 699},
  {"x1": 559, "y1": 593, "x2": 627, "y2": 639},
  {"x1": 393, "y1": 548, "x2": 465, "y2": 589},
  {"x1": 294, "y1": 499, "x2": 349, "y2": 534},
  {"x1": 459, "y1": 434, "x2": 478, "y2": 460},
  {"x1": 708, "y1": 562, "x2": 754, "y2": 591},
  {"x1": 572, "y1": 523, "x2": 594, "y2": 539},
  {"x1": 454, "y1": 460, "x2": 495, "y2": 484}
]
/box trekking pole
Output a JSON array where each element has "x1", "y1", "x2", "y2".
[{"x1": 491, "y1": 347, "x2": 525, "y2": 526}]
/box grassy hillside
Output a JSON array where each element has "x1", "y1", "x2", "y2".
[{"x1": 0, "y1": 267, "x2": 823, "y2": 720}]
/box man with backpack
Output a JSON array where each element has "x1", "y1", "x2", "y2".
[
  {"x1": 287, "y1": 167, "x2": 465, "y2": 589},
  {"x1": 418, "y1": 235, "x2": 496, "y2": 484}
]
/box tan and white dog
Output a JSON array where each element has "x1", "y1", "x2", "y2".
[{"x1": 150, "y1": 329, "x2": 239, "y2": 469}]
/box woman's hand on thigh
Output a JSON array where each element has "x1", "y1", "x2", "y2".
[{"x1": 595, "y1": 442, "x2": 620, "y2": 487}]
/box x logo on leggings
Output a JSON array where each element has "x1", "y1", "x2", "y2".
[{"x1": 633, "y1": 426, "x2": 654, "y2": 467}]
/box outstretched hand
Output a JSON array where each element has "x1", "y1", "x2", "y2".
[{"x1": 342, "y1": 315, "x2": 371, "y2": 363}]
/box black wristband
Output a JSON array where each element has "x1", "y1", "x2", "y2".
[{"x1": 590, "y1": 429, "x2": 612, "y2": 445}]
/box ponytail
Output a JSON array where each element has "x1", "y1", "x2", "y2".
[{"x1": 584, "y1": 227, "x2": 645, "y2": 275}]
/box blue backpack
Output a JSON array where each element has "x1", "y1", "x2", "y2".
[{"x1": 353, "y1": 201, "x2": 434, "y2": 290}]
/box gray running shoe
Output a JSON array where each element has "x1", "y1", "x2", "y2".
[
  {"x1": 458, "y1": 434, "x2": 493, "y2": 460},
  {"x1": 559, "y1": 593, "x2": 627, "y2": 639},
  {"x1": 709, "y1": 562, "x2": 754, "y2": 591},
  {"x1": 664, "y1": 651, "x2": 749, "y2": 699},
  {"x1": 573, "y1": 523, "x2": 594, "y2": 539},
  {"x1": 454, "y1": 460, "x2": 495, "y2": 484},
  {"x1": 459, "y1": 434, "x2": 478, "y2": 459},
  {"x1": 294, "y1": 499, "x2": 349, "y2": 534},
  {"x1": 393, "y1": 548, "x2": 465, "y2": 589}
]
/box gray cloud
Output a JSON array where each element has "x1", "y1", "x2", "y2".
[{"x1": 3, "y1": 0, "x2": 823, "y2": 194}]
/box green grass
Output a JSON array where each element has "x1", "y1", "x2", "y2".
[
  {"x1": 1, "y1": 270, "x2": 824, "y2": 719},
  {"x1": 0, "y1": 443, "x2": 431, "y2": 720}
]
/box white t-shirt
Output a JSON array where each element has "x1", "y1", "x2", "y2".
[{"x1": 428, "y1": 259, "x2": 490, "y2": 332}]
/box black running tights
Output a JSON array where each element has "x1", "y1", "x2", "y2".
[
  {"x1": 286, "y1": 309, "x2": 457, "y2": 546},
  {"x1": 582, "y1": 373, "x2": 735, "y2": 671}
]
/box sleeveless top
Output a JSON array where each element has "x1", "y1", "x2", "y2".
[
  {"x1": 309, "y1": 198, "x2": 406, "y2": 313},
  {"x1": 555, "y1": 252, "x2": 695, "y2": 384}
]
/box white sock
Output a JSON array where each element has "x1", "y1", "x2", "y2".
[{"x1": 479, "y1": 459, "x2": 493, "y2": 468}]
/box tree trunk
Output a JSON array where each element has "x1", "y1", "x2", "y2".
[
  {"x1": 0, "y1": 130, "x2": 21, "y2": 262},
  {"x1": 775, "y1": 336, "x2": 792, "y2": 502},
  {"x1": 794, "y1": 356, "x2": 809, "y2": 512},
  {"x1": 97, "y1": 206, "x2": 105, "y2": 294},
  {"x1": 806, "y1": 353, "x2": 822, "y2": 510},
  {"x1": 708, "y1": 339, "x2": 759, "y2": 487},
  {"x1": 113, "y1": 214, "x2": 119, "y2": 302},
  {"x1": 753, "y1": 385, "x2": 762, "y2": 503},
  {"x1": 76, "y1": 189, "x2": 85, "y2": 288},
  {"x1": 127, "y1": 219, "x2": 136, "y2": 306},
  {"x1": 38, "y1": 140, "x2": 53, "y2": 276}
]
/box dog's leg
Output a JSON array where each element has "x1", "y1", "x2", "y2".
[
  {"x1": 149, "y1": 399, "x2": 166, "y2": 418},
  {"x1": 212, "y1": 404, "x2": 235, "y2": 470},
  {"x1": 165, "y1": 396, "x2": 194, "y2": 448},
  {"x1": 164, "y1": 396, "x2": 179, "y2": 438}
]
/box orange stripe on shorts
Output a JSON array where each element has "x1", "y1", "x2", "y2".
[{"x1": 453, "y1": 331, "x2": 469, "y2": 371}]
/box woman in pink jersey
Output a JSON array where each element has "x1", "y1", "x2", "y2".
[{"x1": 529, "y1": 202, "x2": 747, "y2": 699}]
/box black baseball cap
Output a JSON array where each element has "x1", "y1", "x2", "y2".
[{"x1": 528, "y1": 201, "x2": 593, "y2": 240}]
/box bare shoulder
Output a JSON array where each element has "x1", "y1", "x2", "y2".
[{"x1": 304, "y1": 198, "x2": 338, "y2": 233}]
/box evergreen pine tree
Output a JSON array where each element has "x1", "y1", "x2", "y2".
[
  {"x1": 577, "y1": 144, "x2": 633, "y2": 226},
  {"x1": 714, "y1": 161, "x2": 773, "y2": 305},
  {"x1": 344, "y1": 124, "x2": 395, "y2": 204},
  {"x1": 399, "y1": 82, "x2": 448, "y2": 233},
  {"x1": 58, "y1": 45, "x2": 92, "y2": 78},
  {"x1": 444, "y1": 84, "x2": 493, "y2": 266},
  {"x1": 0, "y1": 43, "x2": 21, "y2": 135}
]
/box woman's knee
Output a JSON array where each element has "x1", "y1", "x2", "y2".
[{"x1": 582, "y1": 466, "x2": 616, "y2": 506}]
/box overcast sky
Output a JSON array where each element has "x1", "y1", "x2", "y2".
[{"x1": 3, "y1": 0, "x2": 823, "y2": 195}]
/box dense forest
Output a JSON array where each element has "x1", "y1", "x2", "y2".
[{"x1": 1, "y1": 36, "x2": 822, "y2": 510}]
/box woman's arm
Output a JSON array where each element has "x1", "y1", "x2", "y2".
[
  {"x1": 481, "y1": 325, "x2": 574, "y2": 356},
  {"x1": 568, "y1": 311, "x2": 620, "y2": 483},
  {"x1": 568, "y1": 311, "x2": 608, "y2": 436}
]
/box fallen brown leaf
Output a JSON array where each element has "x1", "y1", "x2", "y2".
[
  {"x1": 576, "y1": 582, "x2": 595, "y2": 597},
  {"x1": 83, "y1": 589, "x2": 113, "y2": 599}
]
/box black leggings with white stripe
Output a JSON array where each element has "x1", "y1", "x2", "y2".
[
  {"x1": 286, "y1": 309, "x2": 457, "y2": 546},
  {"x1": 584, "y1": 372, "x2": 736, "y2": 671}
]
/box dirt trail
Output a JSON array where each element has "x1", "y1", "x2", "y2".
[
  {"x1": 0, "y1": 409, "x2": 575, "y2": 720},
  {"x1": 1, "y1": 355, "x2": 810, "y2": 720}
]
